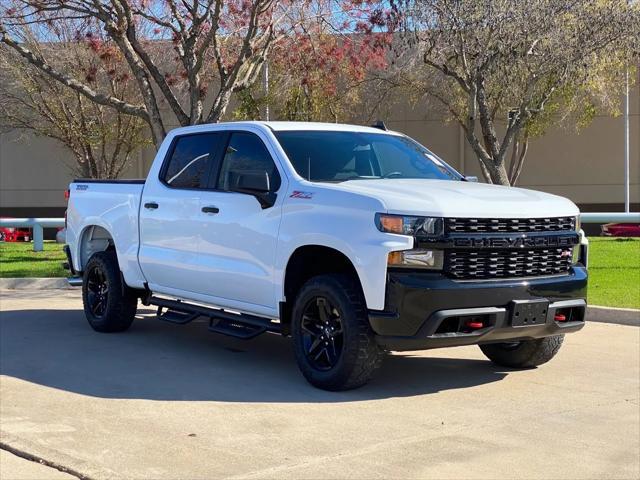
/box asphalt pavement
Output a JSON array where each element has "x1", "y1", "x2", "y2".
[{"x1": 1, "y1": 289, "x2": 638, "y2": 479}]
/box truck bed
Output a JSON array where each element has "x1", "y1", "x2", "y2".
[
  {"x1": 73, "y1": 178, "x2": 145, "y2": 184},
  {"x1": 66, "y1": 179, "x2": 147, "y2": 289}
]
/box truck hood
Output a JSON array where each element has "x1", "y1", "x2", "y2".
[{"x1": 328, "y1": 179, "x2": 579, "y2": 218}]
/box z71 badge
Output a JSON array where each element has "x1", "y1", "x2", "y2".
[{"x1": 290, "y1": 191, "x2": 313, "y2": 199}]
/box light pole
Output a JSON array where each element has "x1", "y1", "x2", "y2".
[{"x1": 623, "y1": 66, "x2": 630, "y2": 212}]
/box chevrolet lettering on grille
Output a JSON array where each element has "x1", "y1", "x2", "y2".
[{"x1": 453, "y1": 234, "x2": 578, "y2": 249}]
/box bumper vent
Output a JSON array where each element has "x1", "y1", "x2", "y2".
[
  {"x1": 445, "y1": 248, "x2": 573, "y2": 280},
  {"x1": 446, "y1": 217, "x2": 575, "y2": 234}
]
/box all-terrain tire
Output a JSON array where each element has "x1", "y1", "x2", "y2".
[
  {"x1": 291, "y1": 274, "x2": 385, "y2": 391},
  {"x1": 479, "y1": 335, "x2": 565, "y2": 368},
  {"x1": 82, "y1": 250, "x2": 137, "y2": 333}
]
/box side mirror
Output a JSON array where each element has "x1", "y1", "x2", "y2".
[
  {"x1": 230, "y1": 171, "x2": 276, "y2": 208},
  {"x1": 233, "y1": 171, "x2": 270, "y2": 193},
  {"x1": 464, "y1": 176, "x2": 479, "y2": 183}
]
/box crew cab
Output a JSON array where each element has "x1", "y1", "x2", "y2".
[{"x1": 65, "y1": 121, "x2": 588, "y2": 390}]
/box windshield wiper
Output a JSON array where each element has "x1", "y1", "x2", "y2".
[{"x1": 341, "y1": 175, "x2": 382, "y2": 182}]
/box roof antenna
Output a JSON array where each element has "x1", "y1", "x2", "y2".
[{"x1": 371, "y1": 120, "x2": 387, "y2": 131}]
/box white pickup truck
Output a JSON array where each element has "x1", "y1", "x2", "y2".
[{"x1": 65, "y1": 121, "x2": 588, "y2": 390}]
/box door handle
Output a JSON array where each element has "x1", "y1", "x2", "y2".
[
  {"x1": 201, "y1": 206, "x2": 220, "y2": 214},
  {"x1": 144, "y1": 202, "x2": 159, "y2": 210}
]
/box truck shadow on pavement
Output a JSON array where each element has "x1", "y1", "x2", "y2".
[{"x1": 0, "y1": 308, "x2": 509, "y2": 402}]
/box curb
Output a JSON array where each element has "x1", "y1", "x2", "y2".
[
  {"x1": 586, "y1": 305, "x2": 639, "y2": 327},
  {"x1": 0, "y1": 277, "x2": 74, "y2": 290}
]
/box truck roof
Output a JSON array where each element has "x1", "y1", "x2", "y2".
[
  {"x1": 254, "y1": 121, "x2": 397, "y2": 134},
  {"x1": 168, "y1": 121, "x2": 400, "y2": 137}
]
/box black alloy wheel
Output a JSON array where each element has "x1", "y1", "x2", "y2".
[
  {"x1": 86, "y1": 265, "x2": 109, "y2": 318},
  {"x1": 291, "y1": 274, "x2": 385, "y2": 390},
  {"x1": 301, "y1": 296, "x2": 344, "y2": 371},
  {"x1": 82, "y1": 250, "x2": 137, "y2": 333}
]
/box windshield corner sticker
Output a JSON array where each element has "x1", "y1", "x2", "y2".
[
  {"x1": 290, "y1": 190, "x2": 313, "y2": 199},
  {"x1": 76, "y1": 184, "x2": 88, "y2": 191}
]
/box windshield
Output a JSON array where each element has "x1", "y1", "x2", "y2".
[{"x1": 274, "y1": 131, "x2": 461, "y2": 182}]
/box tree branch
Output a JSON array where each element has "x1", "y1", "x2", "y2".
[{"x1": 0, "y1": 29, "x2": 149, "y2": 120}]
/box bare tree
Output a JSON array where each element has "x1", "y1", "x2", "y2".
[
  {"x1": 0, "y1": 0, "x2": 291, "y2": 147},
  {"x1": 391, "y1": 0, "x2": 639, "y2": 185},
  {"x1": 0, "y1": 23, "x2": 149, "y2": 179}
]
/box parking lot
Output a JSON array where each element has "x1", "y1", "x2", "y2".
[{"x1": 1, "y1": 288, "x2": 639, "y2": 479}]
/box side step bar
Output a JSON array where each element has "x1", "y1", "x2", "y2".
[
  {"x1": 156, "y1": 306, "x2": 200, "y2": 325},
  {"x1": 149, "y1": 296, "x2": 281, "y2": 340}
]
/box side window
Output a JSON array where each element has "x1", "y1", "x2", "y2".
[
  {"x1": 162, "y1": 133, "x2": 222, "y2": 189},
  {"x1": 217, "y1": 132, "x2": 281, "y2": 191}
]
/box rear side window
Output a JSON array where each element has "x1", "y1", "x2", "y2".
[
  {"x1": 217, "y1": 132, "x2": 281, "y2": 191},
  {"x1": 162, "y1": 133, "x2": 222, "y2": 189}
]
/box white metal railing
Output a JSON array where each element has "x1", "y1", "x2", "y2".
[
  {"x1": 0, "y1": 218, "x2": 64, "y2": 251},
  {"x1": 581, "y1": 212, "x2": 640, "y2": 223},
  {"x1": 0, "y1": 213, "x2": 638, "y2": 253}
]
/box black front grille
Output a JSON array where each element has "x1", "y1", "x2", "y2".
[
  {"x1": 446, "y1": 217, "x2": 575, "y2": 234},
  {"x1": 445, "y1": 248, "x2": 573, "y2": 280}
]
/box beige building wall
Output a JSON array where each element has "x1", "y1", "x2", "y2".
[
  {"x1": 385, "y1": 75, "x2": 640, "y2": 208},
  {"x1": 1, "y1": 75, "x2": 638, "y2": 216}
]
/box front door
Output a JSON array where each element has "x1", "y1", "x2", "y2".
[{"x1": 194, "y1": 131, "x2": 285, "y2": 313}]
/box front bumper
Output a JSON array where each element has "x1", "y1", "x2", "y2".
[{"x1": 370, "y1": 266, "x2": 587, "y2": 351}]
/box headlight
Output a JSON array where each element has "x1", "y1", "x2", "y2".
[
  {"x1": 376, "y1": 214, "x2": 443, "y2": 236},
  {"x1": 388, "y1": 249, "x2": 444, "y2": 269},
  {"x1": 574, "y1": 215, "x2": 581, "y2": 233}
]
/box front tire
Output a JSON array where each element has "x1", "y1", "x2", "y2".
[
  {"x1": 479, "y1": 335, "x2": 565, "y2": 368},
  {"x1": 291, "y1": 274, "x2": 385, "y2": 391},
  {"x1": 82, "y1": 251, "x2": 137, "y2": 333}
]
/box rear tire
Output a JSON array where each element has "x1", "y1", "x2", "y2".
[
  {"x1": 82, "y1": 251, "x2": 137, "y2": 333},
  {"x1": 291, "y1": 274, "x2": 385, "y2": 391},
  {"x1": 479, "y1": 335, "x2": 564, "y2": 368}
]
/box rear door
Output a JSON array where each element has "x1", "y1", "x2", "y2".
[{"x1": 138, "y1": 132, "x2": 225, "y2": 293}]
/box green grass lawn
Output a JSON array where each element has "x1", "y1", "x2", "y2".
[
  {"x1": 0, "y1": 241, "x2": 67, "y2": 278},
  {"x1": 0, "y1": 237, "x2": 638, "y2": 308},
  {"x1": 587, "y1": 237, "x2": 640, "y2": 309}
]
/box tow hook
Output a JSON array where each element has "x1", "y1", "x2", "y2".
[{"x1": 464, "y1": 319, "x2": 485, "y2": 330}]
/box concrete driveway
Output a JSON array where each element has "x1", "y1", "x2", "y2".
[{"x1": 1, "y1": 289, "x2": 638, "y2": 480}]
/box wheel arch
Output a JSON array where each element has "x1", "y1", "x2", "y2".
[
  {"x1": 280, "y1": 245, "x2": 365, "y2": 334},
  {"x1": 77, "y1": 224, "x2": 116, "y2": 272}
]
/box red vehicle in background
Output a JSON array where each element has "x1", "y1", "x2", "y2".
[
  {"x1": 0, "y1": 218, "x2": 32, "y2": 242},
  {"x1": 601, "y1": 223, "x2": 640, "y2": 237}
]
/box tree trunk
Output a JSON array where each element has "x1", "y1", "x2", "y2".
[
  {"x1": 207, "y1": 88, "x2": 234, "y2": 123},
  {"x1": 482, "y1": 159, "x2": 511, "y2": 186},
  {"x1": 508, "y1": 134, "x2": 529, "y2": 186}
]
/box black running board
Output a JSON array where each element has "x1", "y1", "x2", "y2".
[
  {"x1": 149, "y1": 296, "x2": 281, "y2": 339},
  {"x1": 156, "y1": 306, "x2": 200, "y2": 324}
]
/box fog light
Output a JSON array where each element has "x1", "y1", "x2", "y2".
[{"x1": 388, "y1": 249, "x2": 444, "y2": 270}]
